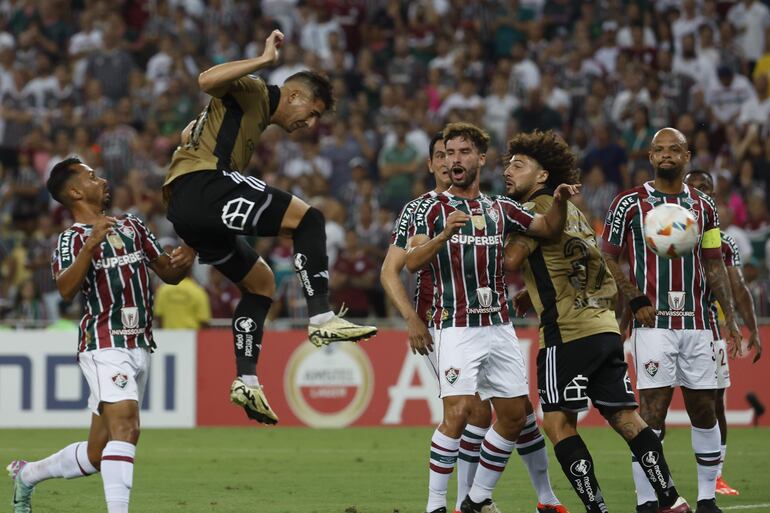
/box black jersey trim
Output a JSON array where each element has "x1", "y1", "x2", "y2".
[
  {"x1": 267, "y1": 85, "x2": 280, "y2": 115},
  {"x1": 527, "y1": 187, "x2": 554, "y2": 201},
  {"x1": 213, "y1": 93, "x2": 244, "y2": 170},
  {"x1": 530, "y1": 246, "x2": 563, "y2": 346}
]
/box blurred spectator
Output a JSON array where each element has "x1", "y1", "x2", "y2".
[
  {"x1": 207, "y1": 268, "x2": 241, "y2": 319},
  {"x1": 378, "y1": 119, "x2": 421, "y2": 212},
  {"x1": 12, "y1": 279, "x2": 46, "y2": 324},
  {"x1": 330, "y1": 231, "x2": 377, "y2": 318},
  {"x1": 581, "y1": 165, "x2": 619, "y2": 225},
  {"x1": 25, "y1": 213, "x2": 59, "y2": 321},
  {"x1": 727, "y1": 0, "x2": 770, "y2": 67},
  {"x1": 154, "y1": 267, "x2": 211, "y2": 329},
  {"x1": 582, "y1": 124, "x2": 629, "y2": 188},
  {"x1": 85, "y1": 16, "x2": 133, "y2": 101},
  {"x1": 706, "y1": 65, "x2": 756, "y2": 129}
]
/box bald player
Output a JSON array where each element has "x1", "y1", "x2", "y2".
[{"x1": 601, "y1": 128, "x2": 741, "y2": 513}]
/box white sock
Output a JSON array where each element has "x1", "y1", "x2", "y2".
[
  {"x1": 239, "y1": 374, "x2": 260, "y2": 387},
  {"x1": 101, "y1": 441, "x2": 135, "y2": 513},
  {"x1": 468, "y1": 426, "x2": 515, "y2": 504},
  {"x1": 632, "y1": 428, "x2": 660, "y2": 505},
  {"x1": 718, "y1": 444, "x2": 727, "y2": 477},
  {"x1": 427, "y1": 429, "x2": 460, "y2": 512},
  {"x1": 517, "y1": 414, "x2": 560, "y2": 505},
  {"x1": 456, "y1": 424, "x2": 488, "y2": 510},
  {"x1": 20, "y1": 442, "x2": 98, "y2": 486},
  {"x1": 692, "y1": 424, "x2": 720, "y2": 501},
  {"x1": 309, "y1": 311, "x2": 335, "y2": 325}
]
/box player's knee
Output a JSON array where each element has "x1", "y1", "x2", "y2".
[
  {"x1": 239, "y1": 259, "x2": 276, "y2": 296},
  {"x1": 295, "y1": 206, "x2": 325, "y2": 236},
  {"x1": 467, "y1": 400, "x2": 492, "y2": 428},
  {"x1": 442, "y1": 401, "x2": 472, "y2": 435}
]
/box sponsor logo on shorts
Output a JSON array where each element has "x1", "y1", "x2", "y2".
[
  {"x1": 641, "y1": 451, "x2": 659, "y2": 468},
  {"x1": 564, "y1": 375, "x2": 589, "y2": 402},
  {"x1": 644, "y1": 360, "x2": 659, "y2": 377},
  {"x1": 294, "y1": 253, "x2": 314, "y2": 296},
  {"x1": 234, "y1": 317, "x2": 257, "y2": 333},
  {"x1": 221, "y1": 198, "x2": 255, "y2": 231},
  {"x1": 112, "y1": 373, "x2": 128, "y2": 389},
  {"x1": 624, "y1": 371, "x2": 633, "y2": 394},
  {"x1": 668, "y1": 291, "x2": 685, "y2": 311},
  {"x1": 444, "y1": 367, "x2": 460, "y2": 385},
  {"x1": 570, "y1": 459, "x2": 591, "y2": 477}
]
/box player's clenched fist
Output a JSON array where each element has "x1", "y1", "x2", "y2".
[
  {"x1": 262, "y1": 29, "x2": 284, "y2": 64},
  {"x1": 553, "y1": 183, "x2": 581, "y2": 202},
  {"x1": 84, "y1": 217, "x2": 117, "y2": 251},
  {"x1": 440, "y1": 210, "x2": 470, "y2": 241}
]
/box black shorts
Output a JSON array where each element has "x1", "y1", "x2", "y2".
[
  {"x1": 537, "y1": 332, "x2": 637, "y2": 414},
  {"x1": 166, "y1": 170, "x2": 293, "y2": 282}
]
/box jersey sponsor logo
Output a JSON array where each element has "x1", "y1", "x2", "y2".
[
  {"x1": 467, "y1": 306, "x2": 502, "y2": 314},
  {"x1": 668, "y1": 291, "x2": 685, "y2": 311},
  {"x1": 641, "y1": 451, "x2": 660, "y2": 468},
  {"x1": 564, "y1": 374, "x2": 589, "y2": 402},
  {"x1": 644, "y1": 360, "x2": 659, "y2": 377},
  {"x1": 569, "y1": 458, "x2": 591, "y2": 477},
  {"x1": 221, "y1": 197, "x2": 255, "y2": 231},
  {"x1": 609, "y1": 194, "x2": 637, "y2": 238},
  {"x1": 235, "y1": 316, "x2": 257, "y2": 333},
  {"x1": 107, "y1": 232, "x2": 124, "y2": 250},
  {"x1": 471, "y1": 215, "x2": 486, "y2": 230},
  {"x1": 59, "y1": 231, "x2": 73, "y2": 262},
  {"x1": 111, "y1": 327, "x2": 145, "y2": 336},
  {"x1": 657, "y1": 310, "x2": 694, "y2": 317},
  {"x1": 449, "y1": 234, "x2": 504, "y2": 246},
  {"x1": 121, "y1": 307, "x2": 139, "y2": 329},
  {"x1": 94, "y1": 251, "x2": 144, "y2": 270},
  {"x1": 413, "y1": 198, "x2": 434, "y2": 228},
  {"x1": 294, "y1": 253, "x2": 307, "y2": 271},
  {"x1": 476, "y1": 287, "x2": 493, "y2": 308},
  {"x1": 444, "y1": 367, "x2": 460, "y2": 385},
  {"x1": 112, "y1": 373, "x2": 128, "y2": 389}
]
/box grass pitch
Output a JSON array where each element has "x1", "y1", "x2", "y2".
[{"x1": 2, "y1": 427, "x2": 768, "y2": 513}]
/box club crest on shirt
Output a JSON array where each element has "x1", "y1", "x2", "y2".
[
  {"x1": 472, "y1": 215, "x2": 486, "y2": 230},
  {"x1": 118, "y1": 224, "x2": 135, "y2": 238},
  {"x1": 112, "y1": 373, "x2": 128, "y2": 389},
  {"x1": 644, "y1": 360, "x2": 659, "y2": 377},
  {"x1": 107, "y1": 232, "x2": 124, "y2": 250},
  {"x1": 681, "y1": 197, "x2": 696, "y2": 207},
  {"x1": 689, "y1": 209, "x2": 699, "y2": 221},
  {"x1": 486, "y1": 207, "x2": 499, "y2": 223},
  {"x1": 445, "y1": 367, "x2": 460, "y2": 385}
]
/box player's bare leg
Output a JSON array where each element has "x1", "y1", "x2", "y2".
[
  {"x1": 460, "y1": 396, "x2": 527, "y2": 513},
  {"x1": 7, "y1": 413, "x2": 105, "y2": 513},
  {"x1": 229, "y1": 257, "x2": 280, "y2": 424},
  {"x1": 100, "y1": 400, "x2": 140, "y2": 513},
  {"x1": 632, "y1": 387, "x2": 675, "y2": 513},
  {"x1": 714, "y1": 389, "x2": 738, "y2": 495},
  {"x1": 682, "y1": 388, "x2": 722, "y2": 513},
  {"x1": 278, "y1": 196, "x2": 377, "y2": 346}
]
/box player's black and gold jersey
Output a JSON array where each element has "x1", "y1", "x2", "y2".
[
  {"x1": 164, "y1": 75, "x2": 276, "y2": 189},
  {"x1": 511, "y1": 189, "x2": 619, "y2": 348}
]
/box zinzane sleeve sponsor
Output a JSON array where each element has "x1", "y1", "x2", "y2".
[
  {"x1": 722, "y1": 234, "x2": 742, "y2": 267},
  {"x1": 699, "y1": 193, "x2": 722, "y2": 260},
  {"x1": 499, "y1": 197, "x2": 534, "y2": 235},
  {"x1": 391, "y1": 199, "x2": 418, "y2": 249},
  {"x1": 411, "y1": 198, "x2": 437, "y2": 238},
  {"x1": 128, "y1": 215, "x2": 165, "y2": 262},
  {"x1": 601, "y1": 191, "x2": 635, "y2": 255},
  {"x1": 51, "y1": 229, "x2": 82, "y2": 279}
]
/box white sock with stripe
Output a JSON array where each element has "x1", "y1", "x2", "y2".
[
  {"x1": 468, "y1": 426, "x2": 515, "y2": 504},
  {"x1": 101, "y1": 441, "x2": 135, "y2": 513},
  {"x1": 692, "y1": 424, "x2": 720, "y2": 501},
  {"x1": 456, "y1": 424, "x2": 488, "y2": 511},
  {"x1": 632, "y1": 428, "x2": 660, "y2": 505},
  {"x1": 20, "y1": 441, "x2": 98, "y2": 486},
  {"x1": 427, "y1": 429, "x2": 460, "y2": 512},
  {"x1": 717, "y1": 444, "x2": 727, "y2": 477},
  {"x1": 517, "y1": 414, "x2": 560, "y2": 506}
]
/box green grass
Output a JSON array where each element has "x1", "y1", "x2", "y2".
[{"x1": 2, "y1": 427, "x2": 768, "y2": 513}]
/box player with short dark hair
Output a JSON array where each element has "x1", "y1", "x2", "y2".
[
  {"x1": 164, "y1": 30, "x2": 376, "y2": 424},
  {"x1": 504, "y1": 130, "x2": 690, "y2": 513},
  {"x1": 8, "y1": 158, "x2": 195, "y2": 513},
  {"x1": 406, "y1": 122, "x2": 579, "y2": 513},
  {"x1": 683, "y1": 170, "x2": 762, "y2": 496},
  {"x1": 602, "y1": 128, "x2": 742, "y2": 513}
]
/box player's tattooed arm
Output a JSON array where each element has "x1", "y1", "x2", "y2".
[
  {"x1": 603, "y1": 251, "x2": 655, "y2": 327},
  {"x1": 705, "y1": 258, "x2": 743, "y2": 357},
  {"x1": 728, "y1": 266, "x2": 762, "y2": 362}
]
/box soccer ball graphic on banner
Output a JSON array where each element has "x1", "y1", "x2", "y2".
[{"x1": 643, "y1": 203, "x2": 698, "y2": 258}]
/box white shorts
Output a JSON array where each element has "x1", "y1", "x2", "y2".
[
  {"x1": 78, "y1": 347, "x2": 151, "y2": 414},
  {"x1": 434, "y1": 324, "x2": 528, "y2": 400},
  {"x1": 632, "y1": 328, "x2": 717, "y2": 390},
  {"x1": 423, "y1": 328, "x2": 440, "y2": 384},
  {"x1": 714, "y1": 339, "x2": 731, "y2": 389}
]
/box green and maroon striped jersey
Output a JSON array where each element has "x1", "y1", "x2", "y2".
[
  {"x1": 709, "y1": 232, "x2": 742, "y2": 340},
  {"x1": 51, "y1": 214, "x2": 165, "y2": 352},
  {"x1": 391, "y1": 190, "x2": 437, "y2": 324},
  {"x1": 411, "y1": 191, "x2": 534, "y2": 328},
  {"x1": 601, "y1": 182, "x2": 722, "y2": 330}
]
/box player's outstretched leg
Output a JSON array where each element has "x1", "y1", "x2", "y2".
[
  {"x1": 714, "y1": 389, "x2": 738, "y2": 496},
  {"x1": 280, "y1": 199, "x2": 377, "y2": 346}
]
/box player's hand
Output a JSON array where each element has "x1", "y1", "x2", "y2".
[
  {"x1": 619, "y1": 306, "x2": 632, "y2": 337},
  {"x1": 747, "y1": 330, "x2": 762, "y2": 363},
  {"x1": 262, "y1": 29, "x2": 284, "y2": 65},
  {"x1": 440, "y1": 210, "x2": 470, "y2": 241},
  {"x1": 634, "y1": 305, "x2": 656, "y2": 328},
  {"x1": 169, "y1": 246, "x2": 196, "y2": 269},
  {"x1": 85, "y1": 217, "x2": 117, "y2": 250},
  {"x1": 724, "y1": 316, "x2": 743, "y2": 359},
  {"x1": 407, "y1": 315, "x2": 433, "y2": 355},
  {"x1": 553, "y1": 183, "x2": 581, "y2": 202},
  {"x1": 512, "y1": 289, "x2": 532, "y2": 317}
]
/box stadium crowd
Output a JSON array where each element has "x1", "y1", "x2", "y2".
[{"x1": 2, "y1": 0, "x2": 770, "y2": 326}]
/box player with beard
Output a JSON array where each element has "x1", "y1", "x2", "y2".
[
  {"x1": 382, "y1": 133, "x2": 565, "y2": 513},
  {"x1": 683, "y1": 170, "x2": 762, "y2": 496},
  {"x1": 601, "y1": 128, "x2": 741, "y2": 513},
  {"x1": 502, "y1": 130, "x2": 691, "y2": 513},
  {"x1": 406, "y1": 123, "x2": 579, "y2": 513},
  {"x1": 8, "y1": 158, "x2": 195, "y2": 513}
]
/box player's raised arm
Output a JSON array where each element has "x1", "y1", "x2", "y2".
[
  {"x1": 198, "y1": 29, "x2": 284, "y2": 97},
  {"x1": 405, "y1": 209, "x2": 469, "y2": 272},
  {"x1": 55, "y1": 217, "x2": 115, "y2": 301},
  {"x1": 524, "y1": 183, "x2": 581, "y2": 239}
]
